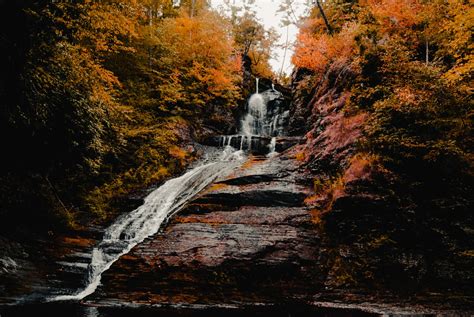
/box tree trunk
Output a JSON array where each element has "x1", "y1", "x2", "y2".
[
  {"x1": 425, "y1": 39, "x2": 429, "y2": 65},
  {"x1": 315, "y1": 0, "x2": 333, "y2": 35},
  {"x1": 279, "y1": 25, "x2": 290, "y2": 80},
  {"x1": 190, "y1": 0, "x2": 196, "y2": 17}
]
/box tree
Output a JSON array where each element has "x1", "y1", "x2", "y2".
[
  {"x1": 230, "y1": 11, "x2": 277, "y2": 78},
  {"x1": 154, "y1": 10, "x2": 242, "y2": 110},
  {"x1": 315, "y1": 0, "x2": 333, "y2": 34}
]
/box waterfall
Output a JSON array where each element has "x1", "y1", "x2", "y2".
[
  {"x1": 271, "y1": 114, "x2": 280, "y2": 136},
  {"x1": 268, "y1": 137, "x2": 276, "y2": 157},
  {"x1": 240, "y1": 84, "x2": 286, "y2": 139},
  {"x1": 51, "y1": 148, "x2": 245, "y2": 301},
  {"x1": 241, "y1": 93, "x2": 266, "y2": 136},
  {"x1": 215, "y1": 79, "x2": 288, "y2": 154}
]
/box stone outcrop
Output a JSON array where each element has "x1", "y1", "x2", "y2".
[
  {"x1": 202, "y1": 136, "x2": 303, "y2": 155},
  {"x1": 92, "y1": 153, "x2": 325, "y2": 306},
  {"x1": 0, "y1": 232, "x2": 98, "y2": 304}
]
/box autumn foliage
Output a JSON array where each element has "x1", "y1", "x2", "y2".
[
  {"x1": 293, "y1": 22, "x2": 357, "y2": 73},
  {"x1": 294, "y1": 0, "x2": 473, "y2": 289},
  {"x1": 0, "y1": 0, "x2": 245, "y2": 233},
  {"x1": 294, "y1": 0, "x2": 472, "y2": 182},
  {"x1": 155, "y1": 11, "x2": 242, "y2": 108}
]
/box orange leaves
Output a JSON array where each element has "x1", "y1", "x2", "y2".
[
  {"x1": 156, "y1": 11, "x2": 242, "y2": 106},
  {"x1": 168, "y1": 146, "x2": 188, "y2": 160},
  {"x1": 188, "y1": 62, "x2": 236, "y2": 97},
  {"x1": 291, "y1": 0, "x2": 431, "y2": 75},
  {"x1": 159, "y1": 12, "x2": 235, "y2": 69},
  {"x1": 207, "y1": 68, "x2": 233, "y2": 94},
  {"x1": 343, "y1": 153, "x2": 380, "y2": 184},
  {"x1": 292, "y1": 23, "x2": 357, "y2": 74},
  {"x1": 364, "y1": 0, "x2": 422, "y2": 32}
]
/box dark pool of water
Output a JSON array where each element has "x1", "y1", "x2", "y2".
[{"x1": 0, "y1": 302, "x2": 378, "y2": 317}]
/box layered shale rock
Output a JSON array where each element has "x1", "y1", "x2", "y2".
[{"x1": 93, "y1": 153, "x2": 324, "y2": 306}]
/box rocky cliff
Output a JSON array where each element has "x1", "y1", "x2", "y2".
[
  {"x1": 93, "y1": 154, "x2": 322, "y2": 306},
  {"x1": 290, "y1": 62, "x2": 474, "y2": 298}
]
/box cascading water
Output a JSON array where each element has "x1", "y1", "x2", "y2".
[
  {"x1": 241, "y1": 93, "x2": 267, "y2": 136},
  {"x1": 268, "y1": 137, "x2": 277, "y2": 157},
  {"x1": 51, "y1": 147, "x2": 245, "y2": 301},
  {"x1": 45, "y1": 78, "x2": 289, "y2": 302},
  {"x1": 243, "y1": 78, "x2": 288, "y2": 138},
  {"x1": 219, "y1": 78, "x2": 289, "y2": 154}
]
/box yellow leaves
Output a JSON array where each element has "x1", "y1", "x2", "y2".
[
  {"x1": 168, "y1": 146, "x2": 187, "y2": 160},
  {"x1": 433, "y1": 1, "x2": 474, "y2": 90},
  {"x1": 248, "y1": 49, "x2": 274, "y2": 79},
  {"x1": 443, "y1": 58, "x2": 474, "y2": 93},
  {"x1": 53, "y1": 2, "x2": 139, "y2": 54}
]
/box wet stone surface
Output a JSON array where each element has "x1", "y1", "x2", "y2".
[{"x1": 93, "y1": 153, "x2": 322, "y2": 306}]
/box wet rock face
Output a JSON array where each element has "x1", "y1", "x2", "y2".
[
  {"x1": 0, "y1": 234, "x2": 98, "y2": 304},
  {"x1": 290, "y1": 64, "x2": 360, "y2": 173},
  {"x1": 94, "y1": 154, "x2": 324, "y2": 306},
  {"x1": 89, "y1": 149, "x2": 473, "y2": 313},
  {"x1": 288, "y1": 68, "x2": 317, "y2": 136},
  {"x1": 202, "y1": 136, "x2": 303, "y2": 155}
]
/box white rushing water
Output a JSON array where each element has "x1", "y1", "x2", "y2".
[
  {"x1": 51, "y1": 147, "x2": 245, "y2": 301},
  {"x1": 241, "y1": 78, "x2": 284, "y2": 137},
  {"x1": 241, "y1": 93, "x2": 267, "y2": 136},
  {"x1": 218, "y1": 78, "x2": 288, "y2": 154},
  {"x1": 268, "y1": 137, "x2": 277, "y2": 157}
]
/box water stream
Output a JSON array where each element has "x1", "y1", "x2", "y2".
[
  {"x1": 50, "y1": 78, "x2": 287, "y2": 301},
  {"x1": 51, "y1": 147, "x2": 245, "y2": 301}
]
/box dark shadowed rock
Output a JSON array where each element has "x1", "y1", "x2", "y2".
[{"x1": 202, "y1": 135, "x2": 303, "y2": 155}]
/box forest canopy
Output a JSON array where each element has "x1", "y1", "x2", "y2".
[
  {"x1": 0, "y1": 0, "x2": 277, "y2": 234},
  {"x1": 293, "y1": 0, "x2": 473, "y2": 246}
]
